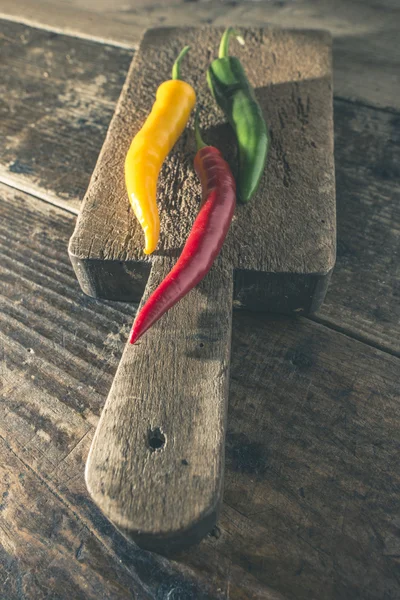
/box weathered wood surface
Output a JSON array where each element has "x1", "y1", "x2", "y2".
[
  {"x1": 2, "y1": 21, "x2": 398, "y2": 352},
  {"x1": 319, "y1": 101, "x2": 400, "y2": 356},
  {"x1": 0, "y1": 185, "x2": 217, "y2": 600},
  {"x1": 77, "y1": 25, "x2": 334, "y2": 550},
  {"x1": 0, "y1": 20, "x2": 132, "y2": 211},
  {"x1": 0, "y1": 437, "x2": 149, "y2": 600},
  {"x1": 0, "y1": 0, "x2": 399, "y2": 111},
  {"x1": 86, "y1": 257, "x2": 233, "y2": 551},
  {"x1": 69, "y1": 26, "x2": 335, "y2": 311},
  {"x1": 1, "y1": 184, "x2": 400, "y2": 598}
]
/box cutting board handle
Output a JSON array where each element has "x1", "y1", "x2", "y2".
[{"x1": 85, "y1": 256, "x2": 233, "y2": 553}]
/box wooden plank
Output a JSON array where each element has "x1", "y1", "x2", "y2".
[
  {"x1": 318, "y1": 100, "x2": 400, "y2": 355},
  {"x1": 0, "y1": 20, "x2": 133, "y2": 212},
  {"x1": 0, "y1": 0, "x2": 228, "y2": 48},
  {"x1": 86, "y1": 257, "x2": 233, "y2": 551},
  {"x1": 216, "y1": 312, "x2": 400, "y2": 600},
  {"x1": 1, "y1": 0, "x2": 399, "y2": 110},
  {"x1": 0, "y1": 185, "x2": 221, "y2": 599},
  {"x1": 0, "y1": 438, "x2": 151, "y2": 600},
  {"x1": 1, "y1": 184, "x2": 400, "y2": 598}
]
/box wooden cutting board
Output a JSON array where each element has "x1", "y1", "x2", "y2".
[{"x1": 68, "y1": 26, "x2": 336, "y2": 553}]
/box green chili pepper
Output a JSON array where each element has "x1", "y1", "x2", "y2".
[{"x1": 207, "y1": 27, "x2": 269, "y2": 203}]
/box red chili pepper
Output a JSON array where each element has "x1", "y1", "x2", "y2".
[{"x1": 129, "y1": 117, "x2": 236, "y2": 345}]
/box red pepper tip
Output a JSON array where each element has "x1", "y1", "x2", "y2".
[{"x1": 129, "y1": 328, "x2": 138, "y2": 345}]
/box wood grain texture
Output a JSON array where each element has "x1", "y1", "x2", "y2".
[
  {"x1": 1, "y1": 0, "x2": 399, "y2": 111},
  {"x1": 0, "y1": 20, "x2": 132, "y2": 212},
  {"x1": 69, "y1": 26, "x2": 336, "y2": 313},
  {"x1": 1, "y1": 184, "x2": 400, "y2": 598},
  {"x1": 0, "y1": 184, "x2": 219, "y2": 599},
  {"x1": 213, "y1": 312, "x2": 400, "y2": 600},
  {"x1": 0, "y1": 438, "x2": 149, "y2": 600},
  {"x1": 86, "y1": 258, "x2": 233, "y2": 551},
  {"x1": 318, "y1": 101, "x2": 400, "y2": 355}
]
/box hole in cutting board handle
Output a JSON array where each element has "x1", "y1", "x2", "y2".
[{"x1": 148, "y1": 427, "x2": 166, "y2": 451}]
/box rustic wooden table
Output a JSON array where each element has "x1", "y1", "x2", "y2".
[{"x1": 0, "y1": 2, "x2": 399, "y2": 599}]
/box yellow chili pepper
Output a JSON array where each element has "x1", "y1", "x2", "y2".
[{"x1": 125, "y1": 46, "x2": 196, "y2": 255}]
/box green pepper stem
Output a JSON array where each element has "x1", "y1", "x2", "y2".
[
  {"x1": 194, "y1": 110, "x2": 207, "y2": 150},
  {"x1": 218, "y1": 27, "x2": 245, "y2": 59},
  {"x1": 172, "y1": 45, "x2": 191, "y2": 80}
]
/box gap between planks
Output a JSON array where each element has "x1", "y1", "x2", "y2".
[
  {"x1": 0, "y1": 12, "x2": 137, "y2": 50},
  {"x1": 307, "y1": 315, "x2": 400, "y2": 360},
  {"x1": 334, "y1": 95, "x2": 400, "y2": 117},
  {"x1": 0, "y1": 175, "x2": 79, "y2": 216}
]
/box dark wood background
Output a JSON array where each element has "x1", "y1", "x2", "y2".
[{"x1": 0, "y1": 1, "x2": 399, "y2": 598}]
